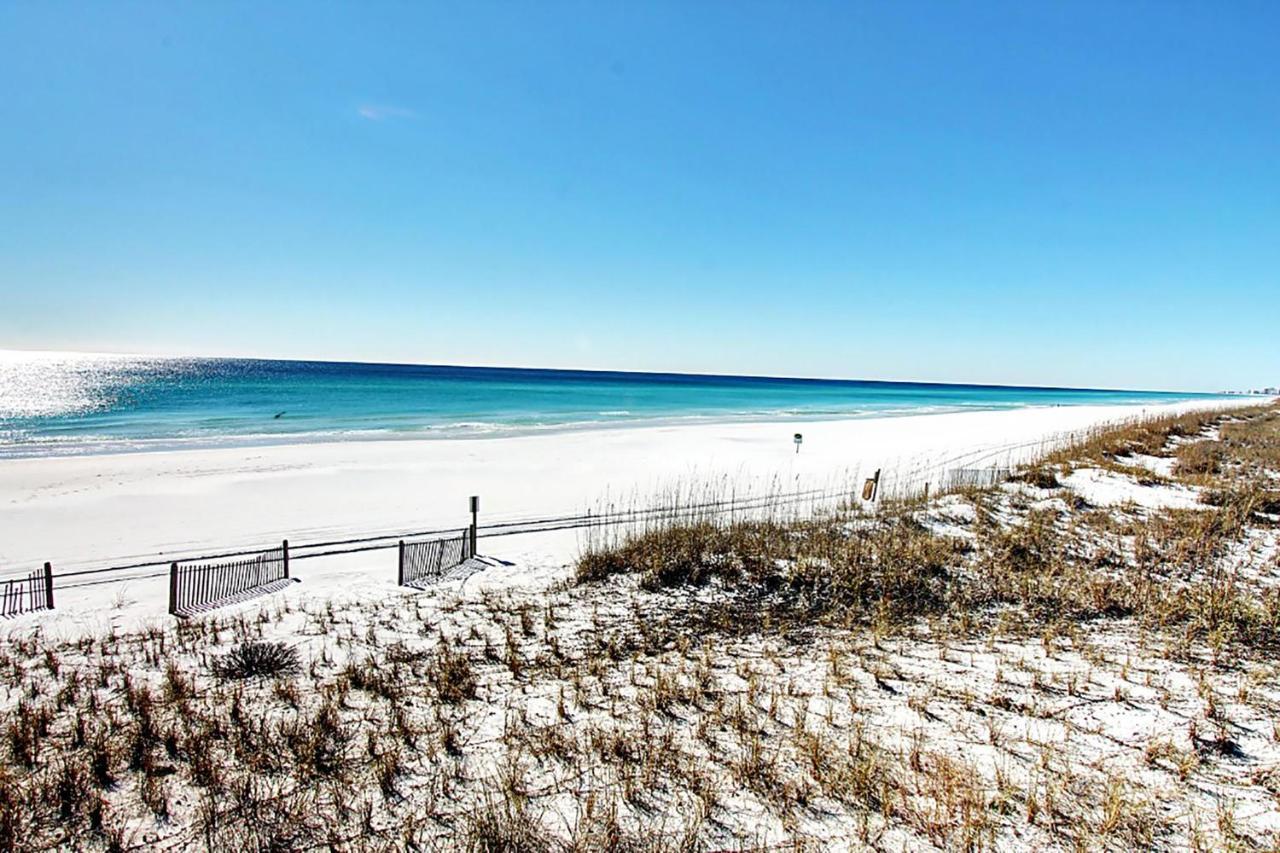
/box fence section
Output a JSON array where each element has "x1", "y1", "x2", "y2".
[
  {"x1": 1, "y1": 563, "x2": 54, "y2": 618},
  {"x1": 398, "y1": 532, "x2": 473, "y2": 587},
  {"x1": 944, "y1": 467, "x2": 1013, "y2": 491},
  {"x1": 169, "y1": 541, "x2": 293, "y2": 616}
]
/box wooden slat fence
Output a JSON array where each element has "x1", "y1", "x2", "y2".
[
  {"x1": 0, "y1": 563, "x2": 54, "y2": 618},
  {"x1": 398, "y1": 532, "x2": 473, "y2": 587},
  {"x1": 944, "y1": 467, "x2": 1013, "y2": 491},
  {"x1": 168, "y1": 541, "x2": 293, "y2": 616}
]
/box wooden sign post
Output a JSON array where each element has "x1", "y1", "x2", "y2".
[{"x1": 862, "y1": 468, "x2": 882, "y2": 502}]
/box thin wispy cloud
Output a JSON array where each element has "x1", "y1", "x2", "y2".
[{"x1": 356, "y1": 104, "x2": 415, "y2": 121}]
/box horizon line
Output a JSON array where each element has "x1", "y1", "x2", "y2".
[{"x1": 0, "y1": 346, "x2": 1240, "y2": 398}]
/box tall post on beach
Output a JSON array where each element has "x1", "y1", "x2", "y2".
[
  {"x1": 43, "y1": 562, "x2": 54, "y2": 610},
  {"x1": 168, "y1": 562, "x2": 179, "y2": 616},
  {"x1": 469, "y1": 495, "x2": 480, "y2": 556},
  {"x1": 282, "y1": 540, "x2": 290, "y2": 579},
  {"x1": 397, "y1": 540, "x2": 405, "y2": 586}
]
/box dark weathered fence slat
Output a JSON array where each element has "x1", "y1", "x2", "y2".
[{"x1": 168, "y1": 540, "x2": 294, "y2": 617}]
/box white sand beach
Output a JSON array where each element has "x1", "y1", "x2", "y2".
[{"x1": 0, "y1": 397, "x2": 1261, "y2": 633}]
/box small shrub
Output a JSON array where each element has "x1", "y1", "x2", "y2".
[
  {"x1": 139, "y1": 772, "x2": 170, "y2": 820},
  {"x1": 89, "y1": 734, "x2": 116, "y2": 789},
  {"x1": 1014, "y1": 466, "x2": 1061, "y2": 490},
  {"x1": 8, "y1": 712, "x2": 43, "y2": 768},
  {"x1": 0, "y1": 767, "x2": 24, "y2": 851},
  {"x1": 466, "y1": 796, "x2": 548, "y2": 853},
  {"x1": 55, "y1": 758, "x2": 93, "y2": 822},
  {"x1": 1175, "y1": 441, "x2": 1225, "y2": 477},
  {"x1": 579, "y1": 520, "x2": 788, "y2": 590},
  {"x1": 213, "y1": 642, "x2": 300, "y2": 680},
  {"x1": 429, "y1": 647, "x2": 477, "y2": 704},
  {"x1": 340, "y1": 657, "x2": 404, "y2": 701},
  {"x1": 292, "y1": 697, "x2": 351, "y2": 779}
]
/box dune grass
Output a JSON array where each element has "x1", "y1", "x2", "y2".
[{"x1": 577, "y1": 403, "x2": 1280, "y2": 654}]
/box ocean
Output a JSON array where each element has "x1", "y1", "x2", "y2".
[{"x1": 0, "y1": 351, "x2": 1225, "y2": 458}]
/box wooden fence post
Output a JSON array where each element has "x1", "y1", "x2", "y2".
[
  {"x1": 282, "y1": 540, "x2": 290, "y2": 579},
  {"x1": 43, "y1": 562, "x2": 54, "y2": 611},
  {"x1": 168, "y1": 562, "x2": 179, "y2": 616},
  {"x1": 398, "y1": 540, "x2": 405, "y2": 586}
]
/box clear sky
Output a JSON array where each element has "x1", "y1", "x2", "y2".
[{"x1": 1, "y1": 2, "x2": 1276, "y2": 392}]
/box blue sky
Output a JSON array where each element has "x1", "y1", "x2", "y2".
[{"x1": 1, "y1": 2, "x2": 1276, "y2": 391}]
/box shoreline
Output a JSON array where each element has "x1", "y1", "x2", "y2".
[
  {"x1": 1, "y1": 395, "x2": 1247, "y2": 462},
  {"x1": 0, "y1": 396, "x2": 1266, "y2": 631}
]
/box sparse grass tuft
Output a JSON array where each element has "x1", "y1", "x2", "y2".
[
  {"x1": 1175, "y1": 440, "x2": 1226, "y2": 477},
  {"x1": 429, "y1": 645, "x2": 478, "y2": 704}
]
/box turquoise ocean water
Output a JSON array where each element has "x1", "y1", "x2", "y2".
[{"x1": 0, "y1": 352, "x2": 1226, "y2": 459}]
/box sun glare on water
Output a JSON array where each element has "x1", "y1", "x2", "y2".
[{"x1": 0, "y1": 350, "x2": 141, "y2": 420}]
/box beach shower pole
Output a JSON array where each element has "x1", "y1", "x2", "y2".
[
  {"x1": 469, "y1": 495, "x2": 479, "y2": 555},
  {"x1": 168, "y1": 563, "x2": 179, "y2": 616}
]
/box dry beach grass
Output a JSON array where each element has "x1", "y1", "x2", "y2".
[{"x1": 1, "y1": 403, "x2": 1279, "y2": 850}]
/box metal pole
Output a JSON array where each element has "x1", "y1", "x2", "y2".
[{"x1": 469, "y1": 495, "x2": 479, "y2": 556}]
